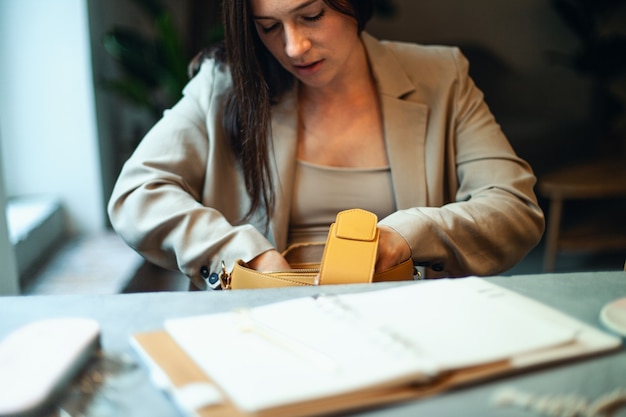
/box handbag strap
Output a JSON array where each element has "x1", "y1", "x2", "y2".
[{"x1": 318, "y1": 209, "x2": 379, "y2": 285}]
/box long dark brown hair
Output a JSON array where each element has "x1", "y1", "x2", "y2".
[{"x1": 198, "y1": 0, "x2": 374, "y2": 226}]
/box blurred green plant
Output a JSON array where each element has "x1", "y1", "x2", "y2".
[
  {"x1": 103, "y1": 0, "x2": 396, "y2": 119},
  {"x1": 102, "y1": 0, "x2": 222, "y2": 118},
  {"x1": 547, "y1": 0, "x2": 626, "y2": 142}
]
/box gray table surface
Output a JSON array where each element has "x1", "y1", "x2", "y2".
[{"x1": 2, "y1": 271, "x2": 625, "y2": 417}]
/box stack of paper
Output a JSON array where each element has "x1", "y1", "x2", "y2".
[{"x1": 154, "y1": 278, "x2": 620, "y2": 415}]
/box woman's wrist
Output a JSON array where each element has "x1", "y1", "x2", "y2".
[
  {"x1": 376, "y1": 226, "x2": 412, "y2": 271},
  {"x1": 248, "y1": 249, "x2": 291, "y2": 272}
]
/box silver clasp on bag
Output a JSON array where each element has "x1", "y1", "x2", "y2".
[{"x1": 219, "y1": 261, "x2": 231, "y2": 290}]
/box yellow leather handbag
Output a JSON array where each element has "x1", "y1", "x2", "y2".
[{"x1": 218, "y1": 209, "x2": 416, "y2": 290}]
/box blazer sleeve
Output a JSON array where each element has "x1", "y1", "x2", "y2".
[
  {"x1": 107, "y1": 60, "x2": 274, "y2": 289},
  {"x1": 379, "y1": 48, "x2": 545, "y2": 277}
]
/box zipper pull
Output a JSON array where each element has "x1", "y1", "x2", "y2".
[{"x1": 219, "y1": 261, "x2": 231, "y2": 290}]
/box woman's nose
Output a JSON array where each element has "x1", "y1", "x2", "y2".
[{"x1": 284, "y1": 26, "x2": 311, "y2": 59}]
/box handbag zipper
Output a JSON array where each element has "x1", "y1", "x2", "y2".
[{"x1": 219, "y1": 261, "x2": 321, "y2": 290}]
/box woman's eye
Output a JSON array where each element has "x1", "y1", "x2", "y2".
[
  {"x1": 303, "y1": 9, "x2": 325, "y2": 23},
  {"x1": 258, "y1": 8, "x2": 324, "y2": 34},
  {"x1": 261, "y1": 23, "x2": 279, "y2": 34}
]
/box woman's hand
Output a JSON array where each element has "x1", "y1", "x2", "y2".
[
  {"x1": 248, "y1": 249, "x2": 291, "y2": 272},
  {"x1": 376, "y1": 226, "x2": 412, "y2": 273}
]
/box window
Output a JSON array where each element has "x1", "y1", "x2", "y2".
[{"x1": 0, "y1": 0, "x2": 106, "y2": 292}]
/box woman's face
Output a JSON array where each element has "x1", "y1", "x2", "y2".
[{"x1": 250, "y1": 0, "x2": 362, "y2": 90}]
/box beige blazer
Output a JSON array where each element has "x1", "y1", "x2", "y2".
[{"x1": 108, "y1": 33, "x2": 544, "y2": 289}]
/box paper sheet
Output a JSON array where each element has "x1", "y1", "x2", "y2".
[{"x1": 165, "y1": 278, "x2": 580, "y2": 413}]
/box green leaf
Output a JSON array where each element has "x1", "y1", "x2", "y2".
[
  {"x1": 154, "y1": 13, "x2": 188, "y2": 99},
  {"x1": 103, "y1": 28, "x2": 162, "y2": 89}
]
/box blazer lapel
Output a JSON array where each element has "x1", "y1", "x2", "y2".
[
  {"x1": 381, "y1": 97, "x2": 429, "y2": 209},
  {"x1": 363, "y1": 33, "x2": 429, "y2": 209},
  {"x1": 268, "y1": 88, "x2": 299, "y2": 251}
]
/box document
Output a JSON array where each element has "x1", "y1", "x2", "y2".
[{"x1": 161, "y1": 277, "x2": 618, "y2": 415}]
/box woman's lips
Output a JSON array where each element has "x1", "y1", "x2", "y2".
[{"x1": 293, "y1": 60, "x2": 323, "y2": 76}]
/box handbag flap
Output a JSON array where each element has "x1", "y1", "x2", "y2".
[
  {"x1": 335, "y1": 209, "x2": 378, "y2": 241},
  {"x1": 319, "y1": 209, "x2": 379, "y2": 285}
]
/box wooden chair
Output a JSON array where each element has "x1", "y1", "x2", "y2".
[{"x1": 537, "y1": 158, "x2": 626, "y2": 272}]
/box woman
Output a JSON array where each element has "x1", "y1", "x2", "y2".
[{"x1": 108, "y1": 0, "x2": 544, "y2": 290}]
